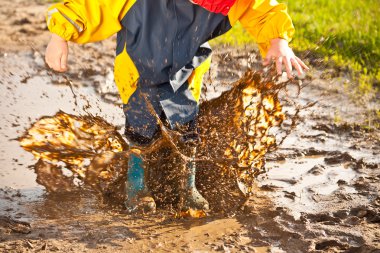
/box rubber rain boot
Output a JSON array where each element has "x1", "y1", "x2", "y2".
[
  {"x1": 183, "y1": 150, "x2": 209, "y2": 210},
  {"x1": 125, "y1": 153, "x2": 156, "y2": 213}
]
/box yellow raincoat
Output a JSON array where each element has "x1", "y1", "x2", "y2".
[{"x1": 46, "y1": 0, "x2": 294, "y2": 140}]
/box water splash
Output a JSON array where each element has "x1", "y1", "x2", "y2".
[{"x1": 19, "y1": 69, "x2": 307, "y2": 211}]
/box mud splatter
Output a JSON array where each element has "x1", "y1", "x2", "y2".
[
  {"x1": 18, "y1": 68, "x2": 305, "y2": 212},
  {"x1": 1, "y1": 1, "x2": 379, "y2": 250},
  {"x1": 0, "y1": 216, "x2": 31, "y2": 235}
]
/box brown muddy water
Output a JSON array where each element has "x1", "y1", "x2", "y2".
[
  {"x1": 1, "y1": 49, "x2": 379, "y2": 252},
  {"x1": 0, "y1": 2, "x2": 380, "y2": 250},
  {"x1": 16, "y1": 68, "x2": 300, "y2": 211}
]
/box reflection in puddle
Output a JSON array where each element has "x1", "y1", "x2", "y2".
[{"x1": 0, "y1": 187, "x2": 109, "y2": 221}]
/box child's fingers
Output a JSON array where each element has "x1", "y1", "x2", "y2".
[
  {"x1": 291, "y1": 58, "x2": 303, "y2": 76},
  {"x1": 263, "y1": 52, "x2": 274, "y2": 66},
  {"x1": 275, "y1": 57, "x2": 283, "y2": 75},
  {"x1": 46, "y1": 57, "x2": 58, "y2": 71},
  {"x1": 45, "y1": 52, "x2": 60, "y2": 72},
  {"x1": 52, "y1": 56, "x2": 63, "y2": 72},
  {"x1": 296, "y1": 56, "x2": 309, "y2": 70},
  {"x1": 60, "y1": 52, "x2": 68, "y2": 72},
  {"x1": 284, "y1": 57, "x2": 293, "y2": 78}
]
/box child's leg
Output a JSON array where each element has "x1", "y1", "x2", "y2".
[
  {"x1": 175, "y1": 56, "x2": 211, "y2": 210},
  {"x1": 183, "y1": 146, "x2": 210, "y2": 210},
  {"x1": 178, "y1": 120, "x2": 210, "y2": 210},
  {"x1": 123, "y1": 120, "x2": 159, "y2": 213},
  {"x1": 122, "y1": 51, "x2": 211, "y2": 211}
]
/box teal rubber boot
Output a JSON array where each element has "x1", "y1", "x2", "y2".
[
  {"x1": 125, "y1": 153, "x2": 156, "y2": 213},
  {"x1": 183, "y1": 151, "x2": 209, "y2": 210}
]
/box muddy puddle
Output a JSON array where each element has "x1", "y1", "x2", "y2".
[
  {"x1": 1, "y1": 1, "x2": 380, "y2": 251},
  {"x1": 0, "y1": 51, "x2": 126, "y2": 222},
  {"x1": 1, "y1": 49, "x2": 379, "y2": 252},
  {"x1": 13, "y1": 63, "x2": 298, "y2": 213},
  {"x1": 261, "y1": 156, "x2": 359, "y2": 218}
]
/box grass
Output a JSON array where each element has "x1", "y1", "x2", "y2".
[{"x1": 212, "y1": 0, "x2": 380, "y2": 93}]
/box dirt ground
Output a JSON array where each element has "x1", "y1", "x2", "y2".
[{"x1": 0, "y1": 0, "x2": 379, "y2": 252}]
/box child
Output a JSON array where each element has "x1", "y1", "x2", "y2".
[{"x1": 45, "y1": 0, "x2": 308, "y2": 212}]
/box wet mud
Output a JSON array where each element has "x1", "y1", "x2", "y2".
[
  {"x1": 17, "y1": 68, "x2": 299, "y2": 212},
  {"x1": 1, "y1": 0, "x2": 380, "y2": 252}
]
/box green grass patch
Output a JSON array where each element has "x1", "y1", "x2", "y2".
[{"x1": 212, "y1": 0, "x2": 380, "y2": 93}]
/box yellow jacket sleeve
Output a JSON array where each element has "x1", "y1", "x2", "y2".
[
  {"x1": 229, "y1": 0, "x2": 295, "y2": 57},
  {"x1": 46, "y1": 0, "x2": 133, "y2": 43}
]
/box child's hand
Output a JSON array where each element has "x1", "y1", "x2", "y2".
[
  {"x1": 263, "y1": 38, "x2": 309, "y2": 78},
  {"x1": 45, "y1": 34, "x2": 69, "y2": 72}
]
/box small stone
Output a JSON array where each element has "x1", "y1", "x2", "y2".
[
  {"x1": 337, "y1": 180, "x2": 347, "y2": 186},
  {"x1": 345, "y1": 216, "x2": 361, "y2": 225},
  {"x1": 334, "y1": 210, "x2": 349, "y2": 219},
  {"x1": 308, "y1": 165, "x2": 325, "y2": 175},
  {"x1": 357, "y1": 210, "x2": 368, "y2": 218}
]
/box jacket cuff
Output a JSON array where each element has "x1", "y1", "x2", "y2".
[
  {"x1": 48, "y1": 28, "x2": 71, "y2": 41},
  {"x1": 258, "y1": 14, "x2": 295, "y2": 57},
  {"x1": 260, "y1": 13, "x2": 294, "y2": 42},
  {"x1": 46, "y1": 8, "x2": 80, "y2": 41}
]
